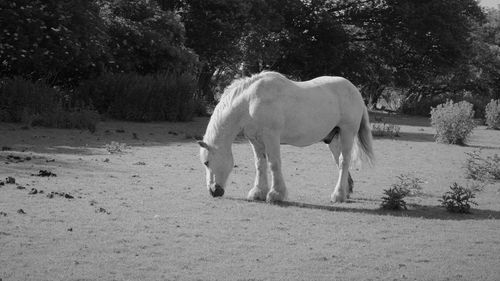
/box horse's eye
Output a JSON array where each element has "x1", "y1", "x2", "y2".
[{"x1": 204, "y1": 161, "x2": 209, "y2": 167}]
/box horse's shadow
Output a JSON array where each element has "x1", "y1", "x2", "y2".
[{"x1": 227, "y1": 197, "x2": 500, "y2": 221}]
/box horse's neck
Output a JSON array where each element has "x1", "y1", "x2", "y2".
[{"x1": 206, "y1": 102, "x2": 246, "y2": 148}]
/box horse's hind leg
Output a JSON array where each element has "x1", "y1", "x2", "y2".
[
  {"x1": 261, "y1": 130, "x2": 287, "y2": 202},
  {"x1": 247, "y1": 136, "x2": 269, "y2": 201},
  {"x1": 331, "y1": 129, "x2": 356, "y2": 203},
  {"x1": 327, "y1": 135, "x2": 354, "y2": 197}
]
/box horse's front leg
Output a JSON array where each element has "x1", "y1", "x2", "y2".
[
  {"x1": 247, "y1": 136, "x2": 269, "y2": 201},
  {"x1": 262, "y1": 131, "x2": 287, "y2": 202}
]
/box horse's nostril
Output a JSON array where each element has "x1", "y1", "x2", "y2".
[{"x1": 209, "y1": 185, "x2": 224, "y2": 197}]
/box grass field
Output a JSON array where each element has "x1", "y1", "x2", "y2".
[{"x1": 1, "y1": 113, "x2": 500, "y2": 281}]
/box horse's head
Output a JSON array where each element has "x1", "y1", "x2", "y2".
[{"x1": 198, "y1": 141, "x2": 234, "y2": 197}]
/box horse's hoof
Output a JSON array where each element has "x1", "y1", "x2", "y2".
[
  {"x1": 266, "y1": 190, "x2": 286, "y2": 203},
  {"x1": 331, "y1": 192, "x2": 346, "y2": 203},
  {"x1": 247, "y1": 187, "x2": 268, "y2": 201}
]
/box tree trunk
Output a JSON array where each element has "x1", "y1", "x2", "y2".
[{"x1": 198, "y1": 63, "x2": 215, "y2": 104}]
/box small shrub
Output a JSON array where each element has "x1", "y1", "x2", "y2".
[
  {"x1": 485, "y1": 99, "x2": 500, "y2": 129},
  {"x1": 394, "y1": 173, "x2": 425, "y2": 197},
  {"x1": 464, "y1": 150, "x2": 500, "y2": 181},
  {"x1": 105, "y1": 141, "x2": 129, "y2": 154},
  {"x1": 381, "y1": 186, "x2": 410, "y2": 210},
  {"x1": 430, "y1": 100, "x2": 476, "y2": 145},
  {"x1": 371, "y1": 123, "x2": 401, "y2": 138},
  {"x1": 439, "y1": 183, "x2": 478, "y2": 214}
]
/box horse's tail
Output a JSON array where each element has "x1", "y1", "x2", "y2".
[{"x1": 356, "y1": 106, "x2": 375, "y2": 166}]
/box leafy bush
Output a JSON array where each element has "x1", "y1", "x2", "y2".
[
  {"x1": 430, "y1": 100, "x2": 476, "y2": 145},
  {"x1": 0, "y1": 77, "x2": 99, "y2": 131},
  {"x1": 465, "y1": 150, "x2": 500, "y2": 182},
  {"x1": 77, "y1": 72, "x2": 197, "y2": 122},
  {"x1": 381, "y1": 186, "x2": 410, "y2": 210},
  {"x1": 485, "y1": 99, "x2": 500, "y2": 129},
  {"x1": 393, "y1": 174, "x2": 425, "y2": 197},
  {"x1": 439, "y1": 183, "x2": 478, "y2": 214},
  {"x1": 371, "y1": 123, "x2": 401, "y2": 138},
  {"x1": 105, "y1": 141, "x2": 129, "y2": 154},
  {"x1": 31, "y1": 107, "x2": 100, "y2": 133}
]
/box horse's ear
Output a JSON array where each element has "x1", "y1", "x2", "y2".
[{"x1": 197, "y1": 141, "x2": 210, "y2": 150}]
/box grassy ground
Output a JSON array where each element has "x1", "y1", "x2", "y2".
[{"x1": 1, "y1": 113, "x2": 500, "y2": 281}]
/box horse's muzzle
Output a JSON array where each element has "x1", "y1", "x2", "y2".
[{"x1": 210, "y1": 184, "x2": 224, "y2": 197}]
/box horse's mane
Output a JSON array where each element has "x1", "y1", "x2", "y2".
[
  {"x1": 219, "y1": 71, "x2": 273, "y2": 110},
  {"x1": 204, "y1": 71, "x2": 274, "y2": 144}
]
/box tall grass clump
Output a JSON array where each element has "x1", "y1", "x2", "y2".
[
  {"x1": 485, "y1": 99, "x2": 500, "y2": 130},
  {"x1": 77, "y1": 72, "x2": 198, "y2": 122},
  {"x1": 430, "y1": 100, "x2": 476, "y2": 145},
  {"x1": 0, "y1": 77, "x2": 99, "y2": 131}
]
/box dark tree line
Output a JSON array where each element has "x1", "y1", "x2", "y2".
[{"x1": 1, "y1": 0, "x2": 499, "y2": 115}]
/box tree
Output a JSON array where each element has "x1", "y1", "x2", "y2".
[
  {"x1": 172, "y1": 0, "x2": 484, "y2": 106},
  {"x1": 0, "y1": 0, "x2": 108, "y2": 85},
  {"x1": 176, "y1": 0, "x2": 255, "y2": 102},
  {"x1": 99, "y1": 0, "x2": 198, "y2": 75}
]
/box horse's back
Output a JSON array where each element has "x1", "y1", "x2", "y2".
[{"x1": 246, "y1": 73, "x2": 363, "y2": 146}]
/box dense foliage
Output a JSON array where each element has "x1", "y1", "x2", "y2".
[
  {"x1": 0, "y1": 0, "x2": 107, "y2": 85},
  {"x1": 77, "y1": 72, "x2": 197, "y2": 121},
  {"x1": 1, "y1": 0, "x2": 499, "y2": 123},
  {"x1": 0, "y1": 77, "x2": 99, "y2": 131},
  {"x1": 485, "y1": 99, "x2": 500, "y2": 129},
  {"x1": 100, "y1": 0, "x2": 198, "y2": 74}
]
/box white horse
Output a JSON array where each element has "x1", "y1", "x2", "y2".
[{"x1": 198, "y1": 71, "x2": 374, "y2": 203}]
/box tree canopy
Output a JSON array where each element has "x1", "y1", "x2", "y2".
[{"x1": 1, "y1": 0, "x2": 499, "y2": 115}]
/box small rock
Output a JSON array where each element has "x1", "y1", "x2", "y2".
[
  {"x1": 67, "y1": 228, "x2": 73, "y2": 232},
  {"x1": 17, "y1": 209, "x2": 26, "y2": 214},
  {"x1": 96, "y1": 207, "x2": 110, "y2": 214},
  {"x1": 7, "y1": 155, "x2": 21, "y2": 161},
  {"x1": 16, "y1": 185, "x2": 25, "y2": 190},
  {"x1": 0, "y1": 211, "x2": 7, "y2": 217},
  {"x1": 47, "y1": 192, "x2": 54, "y2": 198},
  {"x1": 28, "y1": 188, "x2": 38, "y2": 195},
  {"x1": 6, "y1": 177, "x2": 15, "y2": 184},
  {"x1": 31, "y1": 170, "x2": 57, "y2": 177}
]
